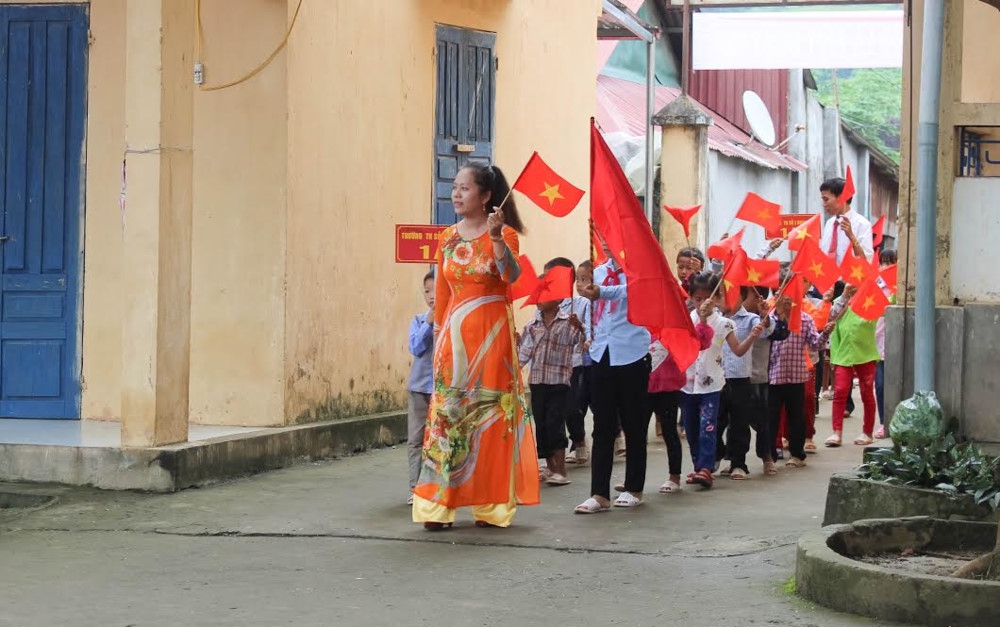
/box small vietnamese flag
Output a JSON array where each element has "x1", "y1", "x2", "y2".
[
  {"x1": 744, "y1": 257, "x2": 781, "y2": 289},
  {"x1": 872, "y1": 214, "x2": 886, "y2": 248},
  {"x1": 512, "y1": 152, "x2": 585, "y2": 217},
  {"x1": 783, "y1": 272, "x2": 805, "y2": 334},
  {"x1": 707, "y1": 228, "x2": 745, "y2": 261},
  {"x1": 510, "y1": 256, "x2": 539, "y2": 301},
  {"x1": 723, "y1": 248, "x2": 749, "y2": 311},
  {"x1": 851, "y1": 276, "x2": 892, "y2": 321},
  {"x1": 524, "y1": 265, "x2": 574, "y2": 306},
  {"x1": 787, "y1": 214, "x2": 821, "y2": 252},
  {"x1": 839, "y1": 166, "x2": 856, "y2": 204},
  {"x1": 791, "y1": 237, "x2": 840, "y2": 294},
  {"x1": 735, "y1": 192, "x2": 782, "y2": 233},
  {"x1": 663, "y1": 205, "x2": 701, "y2": 238},
  {"x1": 840, "y1": 247, "x2": 877, "y2": 287},
  {"x1": 880, "y1": 263, "x2": 898, "y2": 294}
]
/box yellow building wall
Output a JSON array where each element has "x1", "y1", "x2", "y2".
[
  {"x1": 82, "y1": 0, "x2": 126, "y2": 420},
  {"x1": 187, "y1": 0, "x2": 287, "y2": 426},
  {"x1": 960, "y1": 0, "x2": 1000, "y2": 104},
  {"x1": 284, "y1": 0, "x2": 600, "y2": 422},
  {"x1": 83, "y1": 0, "x2": 288, "y2": 426}
]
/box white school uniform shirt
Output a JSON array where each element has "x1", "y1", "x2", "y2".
[
  {"x1": 682, "y1": 309, "x2": 734, "y2": 395},
  {"x1": 820, "y1": 208, "x2": 874, "y2": 264}
]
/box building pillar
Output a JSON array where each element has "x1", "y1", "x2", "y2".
[
  {"x1": 120, "y1": 0, "x2": 195, "y2": 447},
  {"x1": 652, "y1": 95, "x2": 712, "y2": 256}
]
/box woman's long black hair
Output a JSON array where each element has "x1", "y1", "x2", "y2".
[{"x1": 461, "y1": 163, "x2": 526, "y2": 234}]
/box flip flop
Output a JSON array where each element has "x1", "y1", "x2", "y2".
[
  {"x1": 659, "y1": 480, "x2": 682, "y2": 494},
  {"x1": 613, "y1": 492, "x2": 643, "y2": 508},
  {"x1": 730, "y1": 468, "x2": 748, "y2": 480},
  {"x1": 824, "y1": 434, "x2": 842, "y2": 448},
  {"x1": 763, "y1": 462, "x2": 778, "y2": 476},
  {"x1": 574, "y1": 497, "x2": 611, "y2": 514},
  {"x1": 854, "y1": 434, "x2": 875, "y2": 446}
]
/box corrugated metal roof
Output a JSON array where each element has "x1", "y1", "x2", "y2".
[
  {"x1": 689, "y1": 68, "x2": 789, "y2": 151},
  {"x1": 596, "y1": 75, "x2": 807, "y2": 172}
]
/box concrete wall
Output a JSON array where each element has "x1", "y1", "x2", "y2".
[
  {"x1": 283, "y1": 0, "x2": 600, "y2": 422},
  {"x1": 951, "y1": 178, "x2": 1000, "y2": 302},
  {"x1": 706, "y1": 152, "x2": 793, "y2": 257},
  {"x1": 885, "y1": 305, "x2": 1000, "y2": 444}
]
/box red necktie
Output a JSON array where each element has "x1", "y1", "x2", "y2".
[
  {"x1": 828, "y1": 217, "x2": 840, "y2": 256},
  {"x1": 594, "y1": 268, "x2": 622, "y2": 324}
]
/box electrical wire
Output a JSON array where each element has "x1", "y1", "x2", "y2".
[{"x1": 194, "y1": 0, "x2": 304, "y2": 92}]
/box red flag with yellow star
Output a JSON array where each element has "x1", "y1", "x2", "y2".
[
  {"x1": 744, "y1": 257, "x2": 781, "y2": 289},
  {"x1": 512, "y1": 152, "x2": 584, "y2": 217},
  {"x1": 783, "y1": 272, "x2": 805, "y2": 334},
  {"x1": 791, "y1": 237, "x2": 839, "y2": 294},
  {"x1": 723, "y1": 248, "x2": 749, "y2": 310},
  {"x1": 840, "y1": 247, "x2": 877, "y2": 287},
  {"x1": 524, "y1": 265, "x2": 574, "y2": 307},
  {"x1": 851, "y1": 276, "x2": 892, "y2": 321},
  {"x1": 872, "y1": 214, "x2": 886, "y2": 248},
  {"x1": 786, "y1": 213, "x2": 821, "y2": 252},
  {"x1": 735, "y1": 192, "x2": 782, "y2": 233}
]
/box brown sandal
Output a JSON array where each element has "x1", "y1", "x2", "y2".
[{"x1": 423, "y1": 522, "x2": 453, "y2": 531}]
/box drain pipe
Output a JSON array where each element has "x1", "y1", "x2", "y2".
[{"x1": 914, "y1": 1, "x2": 945, "y2": 393}]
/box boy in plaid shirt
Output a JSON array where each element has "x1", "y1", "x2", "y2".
[
  {"x1": 518, "y1": 265, "x2": 585, "y2": 487},
  {"x1": 768, "y1": 271, "x2": 831, "y2": 468}
]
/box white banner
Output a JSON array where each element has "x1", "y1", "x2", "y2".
[{"x1": 693, "y1": 10, "x2": 904, "y2": 70}]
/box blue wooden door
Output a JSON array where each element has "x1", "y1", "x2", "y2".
[
  {"x1": 433, "y1": 25, "x2": 496, "y2": 224},
  {"x1": 0, "y1": 5, "x2": 87, "y2": 419}
]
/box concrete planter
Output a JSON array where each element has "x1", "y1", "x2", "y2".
[
  {"x1": 823, "y1": 471, "x2": 995, "y2": 526},
  {"x1": 797, "y1": 517, "x2": 1000, "y2": 627}
]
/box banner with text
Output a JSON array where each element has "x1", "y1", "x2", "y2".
[{"x1": 395, "y1": 224, "x2": 447, "y2": 263}]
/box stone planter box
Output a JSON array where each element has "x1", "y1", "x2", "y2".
[
  {"x1": 797, "y1": 517, "x2": 999, "y2": 627},
  {"x1": 823, "y1": 471, "x2": 995, "y2": 526}
]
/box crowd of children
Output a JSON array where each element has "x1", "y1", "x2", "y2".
[{"x1": 406, "y1": 177, "x2": 893, "y2": 512}]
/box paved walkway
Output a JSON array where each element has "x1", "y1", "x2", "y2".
[{"x1": 0, "y1": 406, "x2": 904, "y2": 626}]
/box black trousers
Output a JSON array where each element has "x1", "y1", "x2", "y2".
[
  {"x1": 590, "y1": 351, "x2": 651, "y2": 499},
  {"x1": 567, "y1": 365, "x2": 592, "y2": 446},
  {"x1": 769, "y1": 383, "x2": 806, "y2": 460},
  {"x1": 530, "y1": 383, "x2": 570, "y2": 458},
  {"x1": 749, "y1": 383, "x2": 772, "y2": 461},
  {"x1": 719, "y1": 378, "x2": 752, "y2": 471},
  {"x1": 650, "y1": 391, "x2": 682, "y2": 476}
]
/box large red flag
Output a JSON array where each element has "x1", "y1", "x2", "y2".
[
  {"x1": 840, "y1": 247, "x2": 877, "y2": 287},
  {"x1": 510, "y1": 256, "x2": 539, "y2": 301},
  {"x1": 851, "y1": 276, "x2": 892, "y2": 321},
  {"x1": 872, "y1": 214, "x2": 886, "y2": 248},
  {"x1": 512, "y1": 152, "x2": 585, "y2": 217},
  {"x1": 590, "y1": 121, "x2": 700, "y2": 371},
  {"x1": 663, "y1": 204, "x2": 701, "y2": 238},
  {"x1": 707, "y1": 228, "x2": 745, "y2": 261},
  {"x1": 735, "y1": 192, "x2": 782, "y2": 233},
  {"x1": 839, "y1": 166, "x2": 856, "y2": 204},
  {"x1": 791, "y1": 237, "x2": 840, "y2": 294},
  {"x1": 524, "y1": 266, "x2": 574, "y2": 307},
  {"x1": 787, "y1": 213, "x2": 821, "y2": 252}
]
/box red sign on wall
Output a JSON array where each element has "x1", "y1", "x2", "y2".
[
  {"x1": 395, "y1": 224, "x2": 447, "y2": 263},
  {"x1": 765, "y1": 213, "x2": 816, "y2": 240}
]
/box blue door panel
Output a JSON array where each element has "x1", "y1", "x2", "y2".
[
  {"x1": 0, "y1": 5, "x2": 87, "y2": 419},
  {"x1": 433, "y1": 25, "x2": 496, "y2": 225}
]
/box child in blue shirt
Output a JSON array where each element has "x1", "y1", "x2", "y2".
[{"x1": 406, "y1": 271, "x2": 435, "y2": 505}]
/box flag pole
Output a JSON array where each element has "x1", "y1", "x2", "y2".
[{"x1": 708, "y1": 253, "x2": 733, "y2": 300}]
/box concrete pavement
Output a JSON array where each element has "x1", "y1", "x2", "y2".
[{"x1": 0, "y1": 407, "x2": 905, "y2": 626}]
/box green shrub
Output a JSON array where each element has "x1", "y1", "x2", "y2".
[{"x1": 858, "y1": 434, "x2": 1000, "y2": 510}]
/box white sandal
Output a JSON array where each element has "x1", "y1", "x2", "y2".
[
  {"x1": 613, "y1": 492, "x2": 643, "y2": 508},
  {"x1": 659, "y1": 480, "x2": 682, "y2": 494},
  {"x1": 573, "y1": 497, "x2": 610, "y2": 514}
]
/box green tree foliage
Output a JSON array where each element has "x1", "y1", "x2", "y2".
[{"x1": 813, "y1": 68, "x2": 902, "y2": 164}]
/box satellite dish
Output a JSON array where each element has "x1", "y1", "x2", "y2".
[{"x1": 742, "y1": 90, "x2": 776, "y2": 147}]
